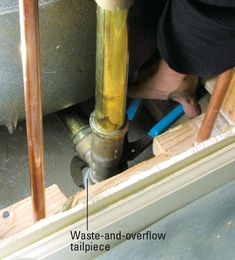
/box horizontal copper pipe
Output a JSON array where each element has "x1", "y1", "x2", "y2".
[
  {"x1": 19, "y1": 0, "x2": 45, "y2": 221},
  {"x1": 197, "y1": 69, "x2": 233, "y2": 143}
]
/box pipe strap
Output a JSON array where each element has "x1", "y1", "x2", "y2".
[{"x1": 95, "y1": 0, "x2": 134, "y2": 10}]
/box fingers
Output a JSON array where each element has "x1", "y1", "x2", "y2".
[
  {"x1": 127, "y1": 58, "x2": 201, "y2": 118},
  {"x1": 172, "y1": 96, "x2": 201, "y2": 118},
  {"x1": 128, "y1": 84, "x2": 201, "y2": 119}
]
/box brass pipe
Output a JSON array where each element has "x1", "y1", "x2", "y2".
[
  {"x1": 197, "y1": 69, "x2": 234, "y2": 143},
  {"x1": 57, "y1": 108, "x2": 92, "y2": 166},
  {"x1": 89, "y1": 2, "x2": 132, "y2": 183},
  {"x1": 19, "y1": 0, "x2": 45, "y2": 221},
  {"x1": 57, "y1": 107, "x2": 88, "y2": 143},
  {"x1": 95, "y1": 6, "x2": 129, "y2": 132},
  {"x1": 90, "y1": 113, "x2": 128, "y2": 183}
]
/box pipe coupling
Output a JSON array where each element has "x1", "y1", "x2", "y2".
[
  {"x1": 89, "y1": 112, "x2": 128, "y2": 183},
  {"x1": 95, "y1": 0, "x2": 134, "y2": 10}
]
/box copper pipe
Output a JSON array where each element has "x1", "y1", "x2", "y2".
[
  {"x1": 19, "y1": 0, "x2": 45, "y2": 221},
  {"x1": 197, "y1": 69, "x2": 234, "y2": 143}
]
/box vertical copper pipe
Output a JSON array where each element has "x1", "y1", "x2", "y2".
[
  {"x1": 197, "y1": 69, "x2": 234, "y2": 143},
  {"x1": 19, "y1": 0, "x2": 45, "y2": 221}
]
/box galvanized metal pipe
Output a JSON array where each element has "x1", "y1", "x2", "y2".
[
  {"x1": 88, "y1": 1, "x2": 132, "y2": 183},
  {"x1": 19, "y1": 0, "x2": 45, "y2": 221}
]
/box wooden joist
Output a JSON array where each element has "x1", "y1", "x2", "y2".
[{"x1": 0, "y1": 185, "x2": 67, "y2": 240}]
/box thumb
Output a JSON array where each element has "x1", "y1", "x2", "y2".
[{"x1": 173, "y1": 96, "x2": 201, "y2": 118}]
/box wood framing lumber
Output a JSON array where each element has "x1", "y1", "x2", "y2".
[
  {"x1": 0, "y1": 185, "x2": 67, "y2": 240},
  {"x1": 152, "y1": 113, "x2": 229, "y2": 157}
]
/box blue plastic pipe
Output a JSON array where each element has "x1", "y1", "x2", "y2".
[
  {"x1": 148, "y1": 104, "x2": 184, "y2": 138},
  {"x1": 127, "y1": 98, "x2": 185, "y2": 137},
  {"x1": 127, "y1": 99, "x2": 143, "y2": 121}
]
